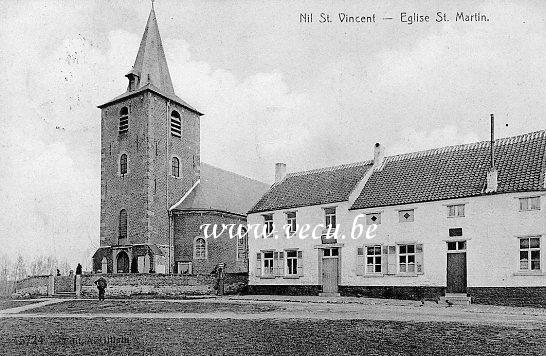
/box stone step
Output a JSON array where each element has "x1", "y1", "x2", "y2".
[
  {"x1": 319, "y1": 292, "x2": 341, "y2": 297},
  {"x1": 440, "y1": 294, "x2": 471, "y2": 306}
]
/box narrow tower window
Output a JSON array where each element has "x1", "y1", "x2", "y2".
[
  {"x1": 171, "y1": 110, "x2": 182, "y2": 137},
  {"x1": 120, "y1": 154, "x2": 128, "y2": 175},
  {"x1": 119, "y1": 107, "x2": 129, "y2": 134},
  {"x1": 118, "y1": 209, "x2": 127, "y2": 242},
  {"x1": 172, "y1": 157, "x2": 180, "y2": 177}
]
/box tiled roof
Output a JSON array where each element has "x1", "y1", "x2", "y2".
[
  {"x1": 350, "y1": 130, "x2": 546, "y2": 209},
  {"x1": 248, "y1": 161, "x2": 373, "y2": 213},
  {"x1": 173, "y1": 163, "x2": 270, "y2": 216}
]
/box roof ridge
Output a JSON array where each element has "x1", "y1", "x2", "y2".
[
  {"x1": 386, "y1": 129, "x2": 546, "y2": 162},
  {"x1": 287, "y1": 160, "x2": 374, "y2": 177}
]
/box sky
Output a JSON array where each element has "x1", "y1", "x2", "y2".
[{"x1": 0, "y1": 0, "x2": 544, "y2": 269}]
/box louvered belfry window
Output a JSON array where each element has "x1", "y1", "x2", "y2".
[
  {"x1": 119, "y1": 107, "x2": 129, "y2": 134},
  {"x1": 171, "y1": 110, "x2": 182, "y2": 137}
]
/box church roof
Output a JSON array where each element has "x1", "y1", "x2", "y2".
[
  {"x1": 172, "y1": 163, "x2": 270, "y2": 216},
  {"x1": 99, "y1": 5, "x2": 202, "y2": 115},
  {"x1": 248, "y1": 162, "x2": 373, "y2": 213}
]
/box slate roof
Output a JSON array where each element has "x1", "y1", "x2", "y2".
[
  {"x1": 249, "y1": 161, "x2": 373, "y2": 213},
  {"x1": 98, "y1": 6, "x2": 202, "y2": 115},
  {"x1": 172, "y1": 163, "x2": 270, "y2": 216},
  {"x1": 351, "y1": 130, "x2": 546, "y2": 209}
]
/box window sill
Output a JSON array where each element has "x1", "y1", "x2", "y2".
[
  {"x1": 360, "y1": 274, "x2": 384, "y2": 278},
  {"x1": 259, "y1": 276, "x2": 276, "y2": 279},
  {"x1": 282, "y1": 275, "x2": 301, "y2": 279},
  {"x1": 447, "y1": 216, "x2": 465, "y2": 219},
  {"x1": 513, "y1": 271, "x2": 544, "y2": 276},
  {"x1": 395, "y1": 273, "x2": 419, "y2": 277}
]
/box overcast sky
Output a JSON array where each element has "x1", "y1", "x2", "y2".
[{"x1": 0, "y1": 0, "x2": 544, "y2": 269}]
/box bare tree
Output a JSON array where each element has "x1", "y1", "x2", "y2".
[{"x1": 13, "y1": 254, "x2": 27, "y2": 281}]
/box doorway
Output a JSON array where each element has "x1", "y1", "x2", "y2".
[
  {"x1": 446, "y1": 241, "x2": 467, "y2": 293},
  {"x1": 321, "y1": 247, "x2": 339, "y2": 295},
  {"x1": 116, "y1": 251, "x2": 130, "y2": 273}
]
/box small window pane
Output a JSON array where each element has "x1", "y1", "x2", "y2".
[
  {"x1": 457, "y1": 241, "x2": 466, "y2": 250},
  {"x1": 520, "y1": 198, "x2": 529, "y2": 211},
  {"x1": 400, "y1": 245, "x2": 406, "y2": 254},
  {"x1": 407, "y1": 245, "x2": 415, "y2": 254},
  {"x1": 399, "y1": 256, "x2": 406, "y2": 263},
  {"x1": 331, "y1": 248, "x2": 339, "y2": 256},
  {"x1": 324, "y1": 249, "x2": 330, "y2": 257},
  {"x1": 357, "y1": 248, "x2": 364, "y2": 255},
  {"x1": 374, "y1": 265, "x2": 381, "y2": 273},
  {"x1": 531, "y1": 261, "x2": 540, "y2": 270},
  {"x1": 264, "y1": 252, "x2": 273, "y2": 258},
  {"x1": 408, "y1": 264, "x2": 415, "y2": 273},
  {"x1": 520, "y1": 251, "x2": 528, "y2": 260},
  {"x1": 400, "y1": 264, "x2": 406, "y2": 273},
  {"x1": 367, "y1": 257, "x2": 373, "y2": 264},
  {"x1": 447, "y1": 242, "x2": 456, "y2": 250},
  {"x1": 530, "y1": 238, "x2": 540, "y2": 248},
  {"x1": 520, "y1": 238, "x2": 529, "y2": 249},
  {"x1": 408, "y1": 255, "x2": 415, "y2": 263}
]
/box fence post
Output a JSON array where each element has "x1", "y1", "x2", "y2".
[
  {"x1": 217, "y1": 263, "x2": 225, "y2": 296},
  {"x1": 75, "y1": 275, "x2": 82, "y2": 298},
  {"x1": 48, "y1": 275, "x2": 54, "y2": 296}
]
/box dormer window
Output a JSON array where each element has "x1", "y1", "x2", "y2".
[
  {"x1": 119, "y1": 107, "x2": 129, "y2": 134},
  {"x1": 325, "y1": 207, "x2": 336, "y2": 229},
  {"x1": 171, "y1": 110, "x2": 182, "y2": 138}
]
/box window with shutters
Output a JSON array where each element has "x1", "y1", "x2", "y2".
[
  {"x1": 119, "y1": 107, "x2": 129, "y2": 134},
  {"x1": 366, "y1": 245, "x2": 382, "y2": 274},
  {"x1": 366, "y1": 212, "x2": 381, "y2": 225},
  {"x1": 286, "y1": 211, "x2": 297, "y2": 235},
  {"x1": 519, "y1": 236, "x2": 541, "y2": 271},
  {"x1": 170, "y1": 110, "x2": 182, "y2": 137},
  {"x1": 325, "y1": 207, "x2": 336, "y2": 229},
  {"x1": 120, "y1": 154, "x2": 128, "y2": 175},
  {"x1": 171, "y1": 157, "x2": 180, "y2": 178},
  {"x1": 193, "y1": 237, "x2": 207, "y2": 259},
  {"x1": 118, "y1": 209, "x2": 127, "y2": 243},
  {"x1": 262, "y1": 251, "x2": 274, "y2": 275},
  {"x1": 519, "y1": 197, "x2": 541, "y2": 211},
  {"x1": 263, "y1": 214, "x2": 274, "y2": 237},
  {"x1": 447, "y1": 204, "x2": 465, "y2": 217},
  {"x1": 236, "y1": 227, "x2": 248, "y2": 261},
  {"x1": 399, "y1": 244, "x2": 416, "y2": 273},
  {"x1": 398, "y1": 209, "x2": 414, "y2": 223}
]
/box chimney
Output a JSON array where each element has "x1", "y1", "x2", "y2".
[
  {"x1": 275, "y1": 163, "x2": 287, "y2": 183},
  {"x1": 485, "y1": 114, "x2": 498, "y2": 193},
  {"x1": 373, "y1": 143, "x2": 385, "y2": 170}
]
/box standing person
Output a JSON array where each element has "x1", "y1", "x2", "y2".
[
  {"x1": 94, "y1": 277, "x2": 107, "y2": 301},
  {"x1": 75, "y1": 263, "x2": 82, "y2": 275}
]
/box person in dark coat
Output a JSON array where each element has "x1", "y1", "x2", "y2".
[
  {"x1": 75, "y1": 263, "x2": 82, "y2": 275},
  {"x1": 94, "y1": 277, "x2": 107, "y2": 301}
]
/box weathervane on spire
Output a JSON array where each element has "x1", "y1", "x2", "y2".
[{"x1": 151, "y1": 0, "x2": 155, "y2": 8}]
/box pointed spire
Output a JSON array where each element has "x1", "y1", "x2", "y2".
[{"x1": 126, "y1": 4, "x2": 174, "y2": 94}]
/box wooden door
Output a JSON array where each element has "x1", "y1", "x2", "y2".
[
  {"x1": 322, "y1": 258, "x2": 338, "y2": 293},
  {"x1": 447, "y1": 252, "x2": 467, "y2": 293}
]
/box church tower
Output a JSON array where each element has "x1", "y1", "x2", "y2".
[{"x1": 94, "y1": 5, "x2": 202, "y2": 274}]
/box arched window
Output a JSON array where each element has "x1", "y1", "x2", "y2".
[
  {"x1": 118, "y1": 209, "x2": 127, "y2": 242},
  {"x1": 120, "y1": 154, "x2": 127, "y2": 175},
  {"x1": 170, "y1": 110, "x2": 181, "y2": 138},
  {"x1": 172, "y1": 157, "x2": 180, "y2": 178},
  {"x1": 119, "y1": 107, "x2": 129, "y2": 134},
  {"x1": 194, "y1": 237, "x2": 207, "y2": 259}
]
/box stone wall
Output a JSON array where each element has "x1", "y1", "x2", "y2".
[
  {"x1": 247, "y1": 284, "x2": 321, "y2": 296},
  {"x1": 13, "y1": 275, "x2": 50, "y2": 298},
  {"x1": 80, "y1": 273, "x2": 247, "y2": 298}
]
